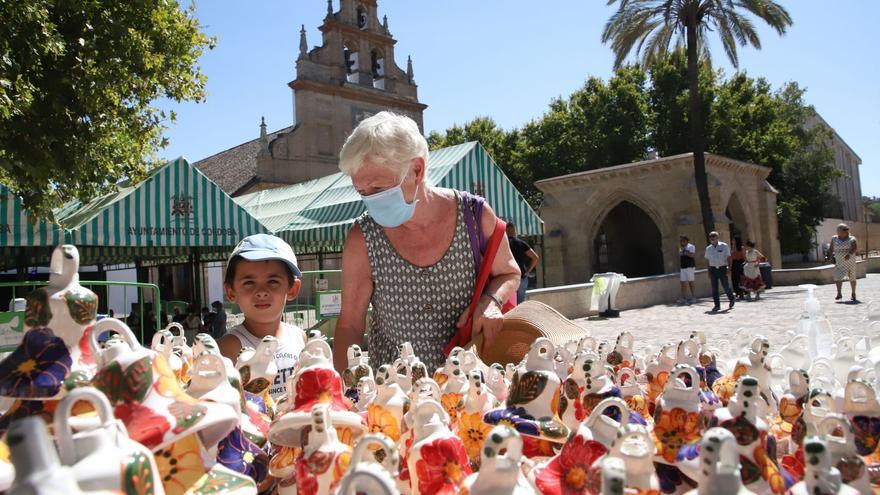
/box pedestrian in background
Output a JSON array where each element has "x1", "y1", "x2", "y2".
[
  {"x1": 507, "y1": 222, "x2": 539, "y2": 304},
  {"x1": 830, "y1": 223, "x2": 858, "y2": 302},
  {"x1": 210, "y1": 300, "x2": 227, "y2": 339},
  {"x1": 677, "y1": 235, "x2": 696, "y2": 304},
  {"x1": 183, "y1": 303, "x2": 202, "y2": 344},
  {"x1": 740, "y1": 240, "x2": 766, "y2": 300},
  {"x1": 730, "y1": 237, "x2": 746, "y2": 300},
  {"x1": 704, "y1": 231, "x2": 735, "y2": 312}
]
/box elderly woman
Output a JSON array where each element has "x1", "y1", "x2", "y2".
[
  {"x1": 331, "y1": 112, "x2": 521, "y2": 373},
  {"x1": 830, "y1": 223, "x2": 858, "y2": 302}
]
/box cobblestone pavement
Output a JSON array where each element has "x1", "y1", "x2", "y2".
[{"x1": 574, "y1": 274, "x2": 879, "y2": 354}]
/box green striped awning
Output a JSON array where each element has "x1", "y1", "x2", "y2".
[
  {"x1": 237, "y1": 142, "x2": 542, "y2": 253},
  {"x1": 56, "y1": 157, "x2": 267, "y2": 248},
  {"x1": 0, "y1": 185, "x2": 65, "y2": 247}
]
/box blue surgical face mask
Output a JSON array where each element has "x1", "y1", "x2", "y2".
[{"x1": 360, "y1": 177, "x2": 419, "y2": 228}]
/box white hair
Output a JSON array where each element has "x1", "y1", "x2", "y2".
[{"x1": 338, "y1": 111, "x2": 428, "y2": 177}]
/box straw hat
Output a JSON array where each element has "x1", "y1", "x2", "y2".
[{"x1": 470, "y1": 301, "x2": 590, "y2": 365}]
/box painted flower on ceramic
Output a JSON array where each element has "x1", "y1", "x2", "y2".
[
  {"x1": 123, "y1": 450, "x2": 161, "y2": 495},
  {"x1": 114, "y1": 402, "x2": 172, "y2": 450},
  {"x1": 154, "y1": 434, "x2": 208, "y2": 495},
  {"x1": 0, "y1": 327, "x2": 72, "y2": 398},
  {"x1": 153, "y1": 353, "x2": 190, "y2": 401},
  {"x1": 367, "y1": 403, "x2": 401, "y2": 441},
  {"x1": 534, "y1": 435, "x2": 606, "y2": 495},
  {"x1": 337, "y1": 426, "x2": 354, "y2": 446},
  {"x1": 625, "y1": 394, "x2": 650, "y2": 419},
  {"x1": 652, "y1": 408, "x2": 702, "y2": 464},
  {"x1": 295, "y1": 448, "x2": 351, "y2": 495},
  {"x1": 188, "y1": 465, "x2": 256, "y2": 494},
  {"x1": 441, "y1": 392, "x2": 464, "y2": 426},
  {"x1": 777, "y1": 396, "x2": 803, "y2": 424},
  {"x1": 522, "y1": 435, "x2": 558, "y2": 458},
  {"x1": 168, "y1": 400, "x2": 207, "y2": 434},
  {"x1": 850, "y1": 415, "x2": 880, "y2": 456},
  {"x1": 415, "y1": 436, "x2": 472, "y2": 494},
  {"x1": 837, "y1": 455, "x2": 866, "y2": 484},
  {"x1": 719, "y1": 416, "x2": 760, "y2": 446},
  {"x1": 293, "y1": 367, "x2": 345, "y2": 411},
  {"x1": 216, "y1": 426, "x2": 269, "y2": 484},
  {"x1": 483, "y1": 406, "x2": 538, "y2": 437},
  {"x1": 654, "y1": 463, "x2": 696, "y2": 494},
  {"x1": 433, "y1": 371, "x2": 449, "y2": 388},
  {"x1": 269, "y1": 446, "x2": 300, "y2": 478},
  {"x1": 76, "y1": 324, "x2": 96, "y2": 369},
  {"x1": 458, "y1": 411, "x2": 493, "y2": 466}
]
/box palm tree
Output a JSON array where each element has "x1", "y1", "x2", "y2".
[{"x1": 602, "y1": 0, "x2": 792, "y2": 239}]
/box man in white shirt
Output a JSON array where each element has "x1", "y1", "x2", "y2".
[{"x1": 703, "y1": 231, "x2": 735, "y2": 312}]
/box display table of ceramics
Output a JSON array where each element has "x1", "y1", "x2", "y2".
[{"x1": 3, "y1": 244, "x2": 880, "y2": 495}]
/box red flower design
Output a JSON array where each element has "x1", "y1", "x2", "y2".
[
  {"x1": 77, "y1": 325, "x2": 95, "y2": 368},
  {"x1": 293, "y1": 368, "x2": 346, "y2": 411},
  {"x1": 295, "y1": 457, "x2": 319, "y2": 495},
  {"x1": 114, "y1": 403, "x2": 170, "y2": 449},
  {"x1": 535, "y1": 435, "x2": 607, "y2": 495},
  {"x1": 415, "y1": 436, "x2": 472, "y2": 494}
]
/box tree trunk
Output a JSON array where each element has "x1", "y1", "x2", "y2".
[{"x1": 686, "y1": 21, "x2": 714, "y2": 241}]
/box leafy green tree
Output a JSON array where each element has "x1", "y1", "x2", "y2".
[
  {"x1": 0, "y1": 1, "x2": 214, "y2": 218},
  {"x1": 602, "y1": 0, "x2": 793, "y2": 239}
]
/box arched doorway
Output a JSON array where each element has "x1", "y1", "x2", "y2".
[
  {"x1": 726, "y1": 192, "x2": 749, "y2": 247},
  {"x1": 592, "y1": 201, "x2": 664, "y2": 277}
]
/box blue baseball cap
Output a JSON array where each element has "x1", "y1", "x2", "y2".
[{"x1": 229, "y1": 234, "x2": 301, "y2": 277}]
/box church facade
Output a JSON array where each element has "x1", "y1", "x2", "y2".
[{"x1": 196, "y1": 0, "x2": 427, "y2": 196}]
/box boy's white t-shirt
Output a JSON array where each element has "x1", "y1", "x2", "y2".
[{"x1": 226, "y1": 321, "x2": 305, "y2": 399}]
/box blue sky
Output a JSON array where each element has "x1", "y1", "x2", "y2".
[{"x1": 159, "y1": 0, "x2": 879, "y2": 197}]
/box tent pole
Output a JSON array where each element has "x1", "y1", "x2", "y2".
[{"x1": 193, "y1": 248, "x2": 202, "y2": 309}]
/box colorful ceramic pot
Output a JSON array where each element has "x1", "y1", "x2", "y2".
[
  {"x1": 235, "y1": 335, "x2": 278, "y2": 411},
  {"x1": 653, "y1": 365, "x2": 703, "y2": 487},
  {"x1": 355, "y1": 375, "x2": 377, "y2": 413},
  {"x1": 683, "y1": 427, "x2": 755, "y2": 495},
  {"x1": 269, "y1": 339, "x2": 365, "y2": 448},
  {"x1": 617, "y1": 367, "x2": 650, "y2": 420},
  {"x1": 771, "y1": 369, "x2": 810, "y2": 448},
  {"x1": 483, "y1": 338, "x2": 569, "y2": 444},
  {"x1": 841, "y1": 379, "x2": 880, "y2": 458},
  {"x1": 367, "y1": 363, "x2": 410, "y2": 443},
  {"x1": 586, "y1": 397, "x2": 631, "y2": 449},
  {"x1": 461, "y1": 425, "x2": 538, "y2": 495},
  {"x1": 0, "y1": 245, "x2": 98, "y2": 401},
  {"x1": 399, "y1": 378, "x2": 442, "y2": 494},
  {"x1": 486, "y1": 363, "x2": 510, "y2": 404},
  {"x1": 152, "y1": 433, "x2": 257, "y2": 495},
  {"x1": 152, "y1": 329, "x2": 188, "y2": 386},
  {"x1": 606, "y1": 331, "x2": 636, "y2": 372},
  {"x1": 645, "y1": 344, "x2": 677, "y2": 415},
  {"x1": 441, "y1": 354, "x2": 471, "y2": 430},
  {"x1": 785, "y1": 437, "x2": 859, "y2": 495},
  {"x1": 558, "y1": 353, "x2": 621, "y2": 433},
  {"x1": 407, "y1": 399, "x2": 471, "y2": 495},
  {"x1": 5, "y1": 416, "x2": 88, "y2": 495},
  {"x1": 88, "y1": 318, "x2": 239, "y2": 453},
  {"x1": 54, "y1": 386, "x2": 166, "y2": 494},
  {"x1": 709, "y1": 376, "x2": 786, "y2": 495},
  {"x1": 291, "y1": 403, "x2": 353, "y2": 495},
  {"x1": 818, "y1": 414, "x2": 871, "y2": 494}
]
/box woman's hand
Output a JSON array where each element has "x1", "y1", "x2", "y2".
[{"x1": 456, "y1": 295, "x2": 504, "y2": 350}]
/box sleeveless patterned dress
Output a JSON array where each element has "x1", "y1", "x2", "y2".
[
  {"x1": 831, "y1": 235, "x2": 857, "y2": 282},
  {"x1": 357, "y1": 191, "x2": 476, "y2": 374}
]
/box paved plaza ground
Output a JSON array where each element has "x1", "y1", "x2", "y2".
[{"x1": 574, "y1": 274, "x2": 879, "y2": 353}]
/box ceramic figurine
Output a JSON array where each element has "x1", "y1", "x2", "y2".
[
  {"x1": 54, "y1": 387, "x2": 166, "y2": 494},
  {"x1": 709, "y1": 376, "x2": 786, "y2": 494},
  {"x1": 152, "y1": 329, "x2": 188, "y2": 385},
  {"x1": 406, "y1": 399, "x2": 471, "y2": 495},
  {"x1": 554, "y1": 345, "x2": 573, "y2": 381},
  {"x1": 841, "y1": 379, "x2": 880, "y2": 459},
  {"x1": 458, "y1": 370, "x2": 496, "y2": 470},
  {"x1": 713, "y1": 336, "x2": 777, "y2": 417},
  {"x1": 0, "y1": 245, "x2": 98, "y2": 400},
  {"x1": 818, "y1": 414, "x2": 871, "y2": 494},
  {"x1": 683, "y1": 428, "x2": 755, "y2": 495},
  {"x1": 235, "y1": 335, "x2": 278, "y2": 411},
  {"x1": 483, "y1": 338, "x2": 569, "y2": 444},
  {"x1": 367, "y1": 363, "x2": 410, "y2": 444},
  {"x1": 336, "y1": 434, "x2": 401, "y2": 495},
  {"x1": 785, "y1": 437, "x2": 859, "y2": 495},
  {"x1": 88, "y1": 318, "x2": 239, "y2": 452},
  {"x1": 645, "y1": 344, "x2": 677, "y2": 415},
  {"x1": 269, "y1": 339, "x2": 365, "y2": 448},
  {"x1": 487, "y1": 363, "x2": 510, "y2": 404},
  {"x1": 608, "y1": 423, "x2": 660, "y2": 494},
  {"x1": 617, "y1": 367, "x2": 650, "y2": 420},
  {"x1": 558, "y1": 353, "x2": 620, "y2": 433},
  {"x1": 586, "y1": 397, "x2": 631, "y2": 449},
  {"x1": 461, "y1": 425, "x2": 539, "y2": 495},
  {"x1": 354, "y1": 375, "x2": 377, "y2": 412},
  {"x1": 434, "y1": 347, "x2": 465, "y2": 387},
  {"x1": 399, "y1": 378, "x2": 442, "y2": 494},
  {"x1": 652, "y1": 365, "x2": 703, "y2": 491},
  {"x1": 809, "y1": 359, "x2": 842, "y2": 394},
  {"x1": 606, "y1": 331, "x2": 636, "y2": 372},
  {"x1": 770, "y1": 369, "x2": 810, "y2": 451},
  {"x1": 440, "y1": 354, "x2": 470, "y2": 429},
  {"x1": 290, "y1": 404, "x2": 352, "y2": 495}
]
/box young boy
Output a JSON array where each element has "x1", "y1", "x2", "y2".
[{"x1": 219, "y1": 233, "x2": 306, "y2": 399}]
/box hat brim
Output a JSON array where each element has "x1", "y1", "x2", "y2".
[{"x1": 236, "y1": 250, "x2": 301, "y2": 277}]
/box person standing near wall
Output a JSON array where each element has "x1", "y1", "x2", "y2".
[
  {"x1": 677, "y1": 235, "x2": 697, "y2": 304},
  {"x1": 704, "y1": 231, "x2": 735, "y2": 313},
  {"x1": 830, "y1": 223, "x2": 858, "y2": 302},
  {"x1": 730, "y1": 237, "x2": 746, "y2": 300},
  {"x1": 507, "y1": 222, "x2": 539, "y2": 304}
]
